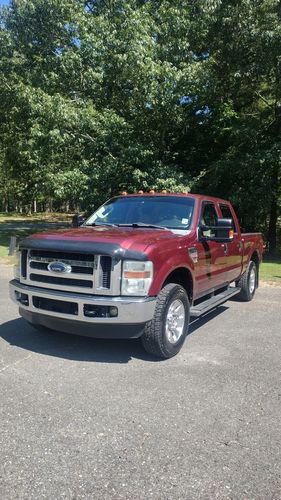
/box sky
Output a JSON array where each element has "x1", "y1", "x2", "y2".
[{"x1": 0, "y1": 0, "x2": 10, "y2": 6}]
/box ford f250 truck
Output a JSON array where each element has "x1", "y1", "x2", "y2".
[{"x1": 10, "y1": 193, "x2": 264, "y2": 358}]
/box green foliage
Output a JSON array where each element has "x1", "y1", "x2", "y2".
[{"x1": 0, "y1": 0, "x2": 280, "y2": 250}]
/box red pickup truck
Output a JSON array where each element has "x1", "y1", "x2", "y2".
[{"x1": 10, "y1": 193, "x2": 263, "y2": 358}]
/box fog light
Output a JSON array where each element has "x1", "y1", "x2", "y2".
[
  {"x1": 109, "y1": 306, "x2": 118, "y2": 317},
  {"x1": 84, "y1": 305, "x2": 118, "y2": 318}
]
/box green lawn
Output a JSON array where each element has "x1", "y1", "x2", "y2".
[
  {"x1": 0, "y1": 230, "x2": 33, "y2": 258},
  {"x1": 260, "y1": 256, "x2": 281, "y2": 284},
  {"x1": 0, "y1": 233, "x2": 11, "y2": 258},
  {"x1": 0, "y1": 212, "x2": 73, "y2": 263},
  {"x1": 0, "y1": 232, "x2": 12, "y2": 257},
  {"x1": 0, "y1": 212, "x2": 72, "y2": 223}
]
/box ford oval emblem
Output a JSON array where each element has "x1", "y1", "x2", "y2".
[{"x1": 47, "y1": 261, "x2": 72, "y2": 274}]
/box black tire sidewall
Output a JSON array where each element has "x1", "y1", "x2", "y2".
[
  {"x1": 160, "y1": 285, "x2": 190, "y2": 356},
  {"x1": 247, "y1": 261, "x2": 257, "y2": 299}
]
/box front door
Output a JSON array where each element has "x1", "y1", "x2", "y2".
[{"x1": 194, "y1": 201, "x2": 228, "y2": 297}]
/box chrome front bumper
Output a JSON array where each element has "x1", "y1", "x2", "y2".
[{"x1": 9, "y1": 279, "x2": 156, "y2": 325}]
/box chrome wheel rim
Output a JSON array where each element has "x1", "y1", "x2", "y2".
[
  {"x1": 165, "y1": 299, "x2": 185, "y2": 344},
  {"x1": 249, "y1": 267, "x2": 256, "y2": 294}
]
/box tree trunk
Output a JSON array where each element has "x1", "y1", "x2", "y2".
[{"x1": 268, "y1": 196, "x2": 278, "y2": 255}]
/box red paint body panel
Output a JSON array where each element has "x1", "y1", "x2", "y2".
[{"x1": 26, "y1": 194, "x2": 264, "y2": 301}]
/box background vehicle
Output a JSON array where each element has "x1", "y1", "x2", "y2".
[{"x1": 10, "y1": 193, "x2": 264, "y2": 358}]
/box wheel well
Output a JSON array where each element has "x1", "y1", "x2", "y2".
[
  {"x1": 251, "y1": 251, "x2": 260, "y2": 268},
  {"x1": 163, "y1": 268, "x2": 193, "y2": 302}
]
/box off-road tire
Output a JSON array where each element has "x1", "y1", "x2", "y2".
[
  {"x1": 141, "y1": 283, "x2": 190, "y2": 359},
  {"x1": 236, "y1": 260, "x2": 257, "y2": 302}
]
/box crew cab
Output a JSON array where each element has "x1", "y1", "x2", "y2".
[{"x1": 10, "y1": 193, "x2": 264, "y2": 358}]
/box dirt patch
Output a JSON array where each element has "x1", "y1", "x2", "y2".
[
  {"x1": 259, "y1": 280, "x2": 281, "y2": 287},
  {"x1": 0, "y1": 257, "x2": 15, "y2": 266}
]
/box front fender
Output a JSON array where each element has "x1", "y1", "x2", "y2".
[{"x1": 149, "y1": 253, "x2": 194, "y2": 296}]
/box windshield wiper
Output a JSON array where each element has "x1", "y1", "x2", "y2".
[
  {"x1": 117, "y1": 222, "x2": 169, "y2": 230},
  {"x1": 85, "y1": 222, "x2": 118, "y2": 227}
]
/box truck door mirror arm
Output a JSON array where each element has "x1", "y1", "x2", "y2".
[{"x1": 72, "y1": 213, "x2": 86, "y2": 227}]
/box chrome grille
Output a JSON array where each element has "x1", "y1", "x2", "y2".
[
  {"x1": 29, "y1": 261, "x2": 94, "y2": 275},
  {"x1": 21, "y1": 249, "x2": 121, "y2": 295},
  {"x1": 29, "y1": 250, "x2": 96, "y2": 261},
  {"x1": 30, "y1": 273, "x2": 93, "y2": 288}
]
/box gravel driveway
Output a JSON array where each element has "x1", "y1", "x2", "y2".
[{"x1": 0, "y1": 266, "x2": 280, "y2": 500}]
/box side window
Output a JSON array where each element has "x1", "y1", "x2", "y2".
[
  {"x1": 200, "y1": 202, "x2": 218, "y2": 237},
  {"x1": 201, "y1": 203, "x2": 218, "y2": 226},
  {"x1": 219, "y1": 204, "x2": 236, "y2": 232}
]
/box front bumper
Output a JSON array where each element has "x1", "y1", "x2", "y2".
[{"x1": 9, "y1": 280, "x2": 156, "y2": 339}]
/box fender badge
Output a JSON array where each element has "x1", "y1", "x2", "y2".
[{"x1": 188, "y1": 247, "x2": 198, "y2": 263}]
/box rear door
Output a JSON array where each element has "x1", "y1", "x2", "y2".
[{"x1": 194, "y1": 201, "x2": 228, "y2": 296}]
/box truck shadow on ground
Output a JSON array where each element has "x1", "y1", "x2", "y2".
[{"x1": 0, "y1": 306, "x2": 228, "y2": 364}]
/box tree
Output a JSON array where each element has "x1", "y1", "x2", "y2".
[
  {"x1": 188, "y1": 0, "x2": 281, "y2": 252},
  {"x1": 0, "y1": 0, "x2": 280, "y2": 252}
]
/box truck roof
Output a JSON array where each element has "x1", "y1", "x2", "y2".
[{"x1": 115, "y1": 192, "x2": 230, "y2": 204}]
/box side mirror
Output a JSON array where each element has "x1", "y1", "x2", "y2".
[
  {"x1": 72, "y1": 213, "x2": 86, "y2": 227},
  {"x1": 199, "y1": 218, "x2": 234, "y2": 243}
]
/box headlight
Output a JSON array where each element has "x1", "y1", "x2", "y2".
[
  {"x1": 14, "y1": 250, "x2": 21, "y2": 280},
  {"x1": 121, "y1": 260, "x2": 153, "y2": 296}
]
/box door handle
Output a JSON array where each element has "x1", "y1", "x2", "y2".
[{"x1": 221, "y1": 243, "x2": 228, "y2": 255}]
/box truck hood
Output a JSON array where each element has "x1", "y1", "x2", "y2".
[{"x1": 20, "y1": 225, "x2": 179, "y2": 260}]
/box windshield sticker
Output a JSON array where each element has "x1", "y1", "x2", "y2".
[{"x1": 181, "y1": 218, "x2": 189, "y2": 225}]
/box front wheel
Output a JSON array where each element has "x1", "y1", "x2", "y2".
[
  {"x1": 141, "y1": 283, "x2": 190, "y2": 359},
  {"x1": 236, "y1": 261, "x2": 257, "y2": 302}
]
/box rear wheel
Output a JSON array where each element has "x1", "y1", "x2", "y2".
[
  {"x1": 141, "y1": 283, "x2": 190, "y2": 359},
  {"x1": 236, "y1": 261, "x2": 257, "y2": 301}
]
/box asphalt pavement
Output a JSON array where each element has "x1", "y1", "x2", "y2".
[{"x1": 0, "y1": 266, "x2": 280, "y2": 500}]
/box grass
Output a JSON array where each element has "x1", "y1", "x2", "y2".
[
  {"x1": 0, "y1": 230, "x2": 48, "y2": 265},
  {"x1": 0, "y1": 212, "x2": 73, "y2": 223},
  {"x1": 260, "y1": 255, "x2": 281, "y2": 285},
  {"x1": 0, "y1": 212, "x2": 73, "y2": 264},
  {"x1": 0, "y1": 232, "x2": 13, "y2": 257},
  {"x1": 0, "y1": 230, "x2": 33, "y2": 258}
]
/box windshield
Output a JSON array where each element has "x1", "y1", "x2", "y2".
[{"x1": 84, "y1": 196, "x2": 195, "y2": 230}]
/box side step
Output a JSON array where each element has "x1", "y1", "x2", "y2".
[{"x1": 190, "y1": 287, "x2": 240, "y2": 317}]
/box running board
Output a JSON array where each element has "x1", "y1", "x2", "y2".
[{"x1": 190, "y1": 287, "x2": 240, "y2": 317}]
